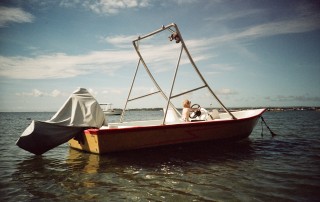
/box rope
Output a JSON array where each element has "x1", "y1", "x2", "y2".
[{"x1": 260, "y1": 116, "x2": 277, "y2": 137}]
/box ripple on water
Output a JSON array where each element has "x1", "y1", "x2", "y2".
[{"x1": 1, "y1": 111, "x2": 320, "y2": 201}]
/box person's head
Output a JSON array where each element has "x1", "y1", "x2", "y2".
[{"x1": 182, "y1": 99, "x2": 191, "y2": 108}]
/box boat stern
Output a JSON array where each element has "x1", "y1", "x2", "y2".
[{"x1": 68, "y1": 129, "x2": 101, "y2": 154}]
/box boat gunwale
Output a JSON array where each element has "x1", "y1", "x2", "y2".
[{"x1": 86, "y1": 108, "x2": 266, "y2": 135}]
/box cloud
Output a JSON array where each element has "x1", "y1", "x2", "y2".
[
  {"x1": 0, "y1": 6, "x2": 35, "y2": 27},
  {"x1": 265, "y1": 95, "x2": 320, "y2": 102},
  {"x1": 100, "y1": 35, "x2": 137, "y2": 48},
  {"x1": 239, "y1": 17, "x2": 320, "y2": 39},
  {"x1": 205, "y1": 14, "x2": 320, "y2": 46},
  {"x1": 0, "y1": 50, "x2": 136, "y2": 79},
  {"x1": 102, "y1": 89, "x2": 123, "y2": 95},
  {"x1": 62, "y1": 0, "x2": 151, "y2": 15},
  {"x1": 192, "y1": 7, "x2": 320, "y2": 63},
  {"x1": 205, "y1": 9, "x2": 263, "y2": 22},
  {"x1": 16, "y1": 89, "x2": 67, "y2": 97},
  {"x1": 207, "y1": 63, "x2": 234, "y2": 71},
  {"x1": 0, "y1": 32, "x2": 214, "y2": 79},
  {"x1": 217, "y1": 88, "x2": 237, "y2": 95},
  {"x1": 200, "y1": 1, "x2": 320, "y2": 46},
  {"x1": 171, "y1": 0, "x2": 198, "y2": 4},
  {"x1": 90, "y1": 0, "x2": 150, "y2": 14},
  {"x1": 2, "y1": 5, "x2": 319, "y2": 80}
]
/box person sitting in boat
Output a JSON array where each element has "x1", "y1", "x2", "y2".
[{"x1": 181, "y1": 99, "x2": 199, "y2": 122}]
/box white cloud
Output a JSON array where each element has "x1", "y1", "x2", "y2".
[
  {"x1": 240, "y1": 17, "x2": 320, "y2": 38},
  {"x1": 16, "y1": 89, "x2": 67, "y2": 97},
  {"x1": 205, "y1": 14, "x2": 320, "y2": 46},
  {"x1": 171, "y1": 0, "x2": 198, "y2": 4},
  {"x1": 265, "y1": 95, "x2": 320, "y2": 102},
  {"x1": 102, "y1": 89, "x2": 123, "y2": 94},
  {"x1": 207, "y1": 63, "x2": 234, "y2": 71},
  {"x1": 189, "y1": 10, "x2": 320, "y2": 65},
  {"x1": 213, "y1": 5, "x2": 320, "y2": 43},
  {"x1": 217, "y1": 88, "x2": 237, "y2": 95},
  {"x1": 51, "y1": 89, "x2": 63, "y2": 97},
  {"x1": 78, "y1": 0, "x2": 150, "y2": 15},
  {"x1": 0, "y1": 50, "x2": 136, "y2": 79},
  {"x1": 2, "y1": 7, "x2": 319, "y2": 80},
  {"x1": 88, "y1": 0, "x2": 149, "y2": 14},
  {"x1": 100, "y1": 35, "x2": 137, "y2": 47},
  {"x1": 0, "y1": 6, "x2": 34, "y2": 27},
  {"x1": 205, "y1": 9, "x2": 263, "y2": 22},
  {"x1": 0, "y1": 33, "x2": 214, "y2": 79}
]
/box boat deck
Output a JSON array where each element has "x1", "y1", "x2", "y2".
[{"x1": 100, "y1": 109, "x2": 263, "y2": 129}]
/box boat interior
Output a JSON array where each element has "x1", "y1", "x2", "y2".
[{"x1": 101, "y1": 108, "x2": 264, "y2": 129}]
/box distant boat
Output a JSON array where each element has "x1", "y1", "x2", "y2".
[
  {"x1": 68, "y1": 23, "x2": 266, "y2": 154},
  {"x1": 100, "y1": 103, "x2": 122, "y2": 115}
]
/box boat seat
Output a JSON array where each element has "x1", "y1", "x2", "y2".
[
  {"x1": 207, "y1": 109, "x2": 220, "y2": 120},
  {"x1": 163, "y1": 107, "x2": 181, "y2": 124}
]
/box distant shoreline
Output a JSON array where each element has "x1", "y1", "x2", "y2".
[
  {"x1": 1, "y1": 106, "x2": 319, "y2": 113},
  {"x1": 125, "y1": 107, "x2": 320, "y2": 112}
]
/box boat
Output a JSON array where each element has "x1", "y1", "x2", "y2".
[
  {"x1": 100, "y1": 103, "x2": 122, "y2": 115},
  {"x1": 68, "y1": 23, "x2": 266, "y2": 154}
]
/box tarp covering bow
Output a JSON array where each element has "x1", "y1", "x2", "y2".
[{"x1": 16, "y1": 88, "x2": 105, "y2": 155}]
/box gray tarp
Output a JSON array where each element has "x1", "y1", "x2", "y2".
[{"x1": 16, "y1": 88, "x2": 105, "y2": 155}]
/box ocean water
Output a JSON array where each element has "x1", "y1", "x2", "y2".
[{"x1": 0, "y1": 110, "x2": 319, "y2": 201}]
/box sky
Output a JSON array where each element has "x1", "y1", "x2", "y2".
[{"x1": 0, "y1": 0, "x2": 319, "y2": 112}]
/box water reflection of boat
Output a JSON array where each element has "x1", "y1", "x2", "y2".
[
  {"x1": 100, "y1": 103, "x2": 122, "y2": 115},
  {"x1": 69, "y1": 23, "x2": 266, "y2": 154},
  {"x1": 67, "y1": 139, "x2": 255, "y2": 169},
  {"x1": 67, "y1": 149, "x2": 101, "y2": 174}
]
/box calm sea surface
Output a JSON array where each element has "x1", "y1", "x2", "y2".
[{"x1": 0, "y1": 111, "x2": 319, "y2": 201}]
